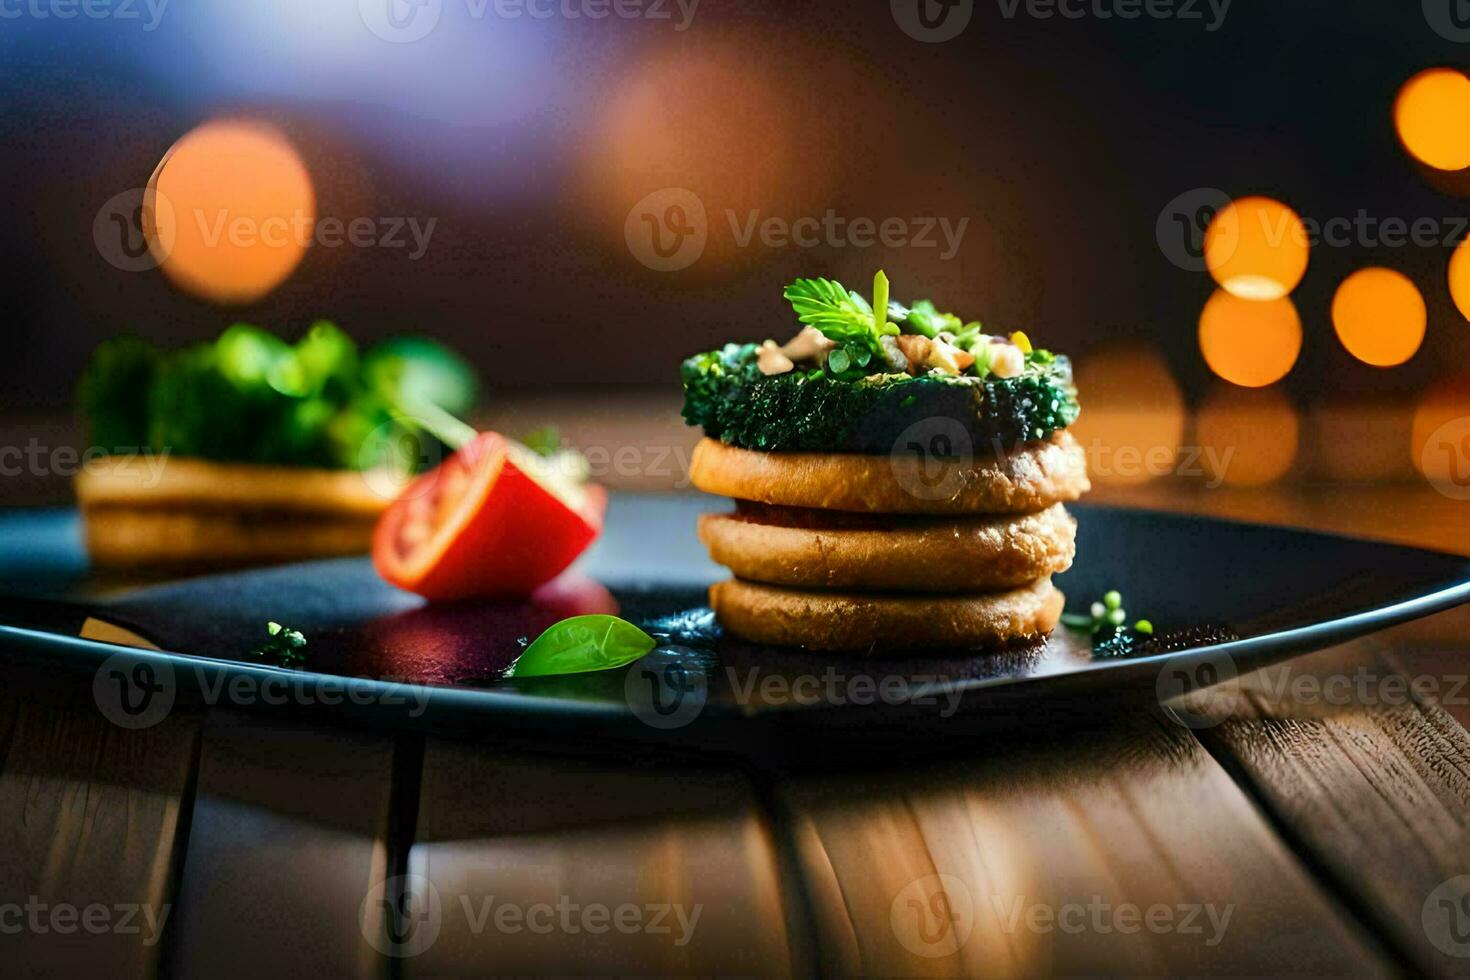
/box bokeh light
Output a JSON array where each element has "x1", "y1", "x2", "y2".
[
  {"x1": 1331, "y1": 268, "x2": 1426, "y2": 367},
  {"x1": 1204, "y1": 196, "x2": 1309, "y2": 301},
  {"x1": 1198, "y1": 289, "x2": 1302, "y2": 387},
  {"x1": 1070, "y1": 346, "x2": 1185, "y2": 486},
  {"x1": 1449, "y1": 236, "x2": 1470, "y2": 321},
  {"x1": 1394, "y1": 68, "x2": 1470, "y2": 172},
  {"x1": 1193, "y1": 387, "x2": 1300, "y2": 486},
  {"x1": 147, "y1": 119, "x2": 315, "y2": 305},
  {"x1": 585, "y1": 40, "x2": 834, "y2": 269}
]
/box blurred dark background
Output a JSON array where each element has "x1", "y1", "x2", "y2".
[{"x1": 3, "y1": 0, "x2": 1470, "y2": 523}]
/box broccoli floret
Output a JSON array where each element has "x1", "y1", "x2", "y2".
[
  {"x1": 78, "y1": 323, "x2": 479, "y2": 471},
  {"x1": 76, "y1": 336, "x2": 159, "y2": 451}
]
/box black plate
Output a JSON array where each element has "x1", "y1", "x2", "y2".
[{"x1": 0, "y1": 496, "x2": 1467, "y2": 740}]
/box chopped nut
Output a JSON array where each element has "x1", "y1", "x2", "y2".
[
  {"x1": 989, "y1": 342, "x2": 1025, "y2": 379},
  {"x1": 878, "y1": 334, "x2": 909, "y2": 373},
  {"x1": 780, "y1": 326, "x2": 836, "y2": 363},
  {"x1": 757, "y1": 340, "x2": 795, "y2": 376},
  {"x1": 896, "y1": 334, "x2": 932, "y2": 370},
  {"x1": 897, "y1": 334, "x2": 973, "y2": 375},
  {"x1": 932, "y1": 337, "x2": 975, "y2": 374}
]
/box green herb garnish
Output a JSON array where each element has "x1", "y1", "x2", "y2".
[
  {"x1": 681, "y1": 343, "x2": 1078, "y2": 452},
  {"x1": 506, "y1": 615, "x2": 657, "y2": 678},
  {"x1": 79, "y1": 323, "x2": 479, "y2": 471},
  {"x1": 251, "y1": 621, "x2": 308, "y2": 668},
  {"x1": 783, "y1": 277, "x2": 898, "y2": 374},
  {"x1": 1062, "y1": 590, "x2": 1152, "y2": 635}
]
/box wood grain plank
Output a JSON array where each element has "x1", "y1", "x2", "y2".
[
  {"x1": 1366, "y1": 604, "x2": 1470, "y2": 733},
  {"x1": 162, "y1": 710, "x2": 399, "y2": 980},
  {"x1": 401, "y1": 740, "x2": 803, "y2": 976},
  {"x1": 0, "y1": 665, "x2": 199, "y2": 979},
  {"x1": 778, "y1": 709, "x2": 1388, "y2": 977},
  {"x1": 1194, "y1": 636, "x2": 1470, "y2": 976}
]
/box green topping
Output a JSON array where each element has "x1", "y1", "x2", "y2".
[
  {"x1": 900, "y1": 298, "x2": 974, "y2": 340},
  {"x1": 871, "y1": 270, "x2": 892, "y2": 339},
  {"x1": 76, "y1": 335, "x2": 158, "y2": 450},
  {"x1": 506, "y1": 615, "x2": 657, "y2": 678},
  {"x1": 251, "y1": 621, "x2": 308, "y2": 668},
  {"x1": 779, "y1": 273, "x2": 1057, "y2": 379},
  {"x1": 783, "y1": 277, "x2": 899, "y2": 376},
  {"x1": 681, "y1": 273, "x2": 1078, "y2": 452},
  {"x1": 681, "y1": 343, "x2": 1079, "y2": 453},
  {"x1": 79, "y1": 323, "x2": 479, "y2": 470}
]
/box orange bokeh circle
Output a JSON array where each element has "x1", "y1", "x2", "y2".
[{"x1": 147, "y1": 119, "x2": 315, "y2": 304}]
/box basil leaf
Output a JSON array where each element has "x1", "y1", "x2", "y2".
[{"x1": 506, "y1": 615, "x2": 657, "y2": 678}]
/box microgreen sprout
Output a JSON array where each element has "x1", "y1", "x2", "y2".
[
  {"x1": 1062, "y1": 590, "x2": 1152, "y2": 635},
  {"x1": 872, "y1": 270, "x2": 891, "y2": 340},
  {"x1": 251, "y1": 621, "x2": 308, "y2": 668}
]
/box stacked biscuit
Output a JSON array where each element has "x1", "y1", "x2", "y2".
[
  {"x1": 76, "y1": 456, "x2": 402, "y2": 570},
  {"x1": 691, "y1": 431, "x2": 1091, "y2": 651}
]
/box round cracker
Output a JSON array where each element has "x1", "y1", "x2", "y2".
[
  {"x1": 710, "y1": 577, "x2": 1065, "y2": 651},
  {"x1": 75, "y1": 456, "x2": 402, "y2": 515},
  {"x1": 699, "y1": 503, "x2": 1075, "y2": 592},
  {"x1": 80, "y1": 507, "x2": 377, "y2": 570},
  {"x1": 689, "y1": 431, "x2": 1089, "y2": 515}
]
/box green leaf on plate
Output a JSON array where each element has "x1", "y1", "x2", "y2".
[{"x1": 506, "y1": 615, "x2": 657, "y2": 678}]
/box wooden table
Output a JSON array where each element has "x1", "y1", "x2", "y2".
[{"x1": 1, "y1": 497, "x2": 1469, "y2": 977}]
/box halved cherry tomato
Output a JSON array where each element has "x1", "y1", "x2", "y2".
[{"x1": 373, "y1": 432, "x2": 606, "y2": 601}]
